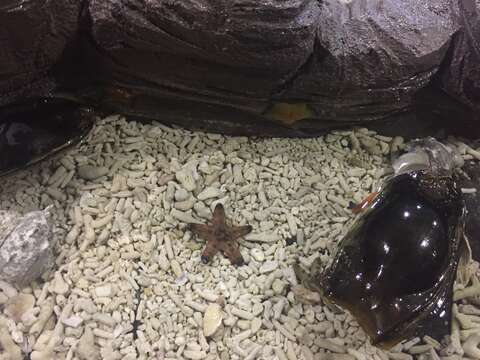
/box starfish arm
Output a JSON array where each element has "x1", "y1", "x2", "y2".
[
  {"x1": 188, "y1": 223, "x2": 212, "y2": 240},
  {"x1": 219, "y1": 241, "x2": 244, "y2": 266},
  {"x1": 229, "y1": 225, "x2": 253, "y2": 240},
  {"x1": 201, "y1": 240, "x2": 219, "y2": 264},
  {"x1": 212, "y1": 203, "x2": 226, "y2": 227}
]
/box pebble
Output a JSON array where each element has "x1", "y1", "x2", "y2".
[
  {"x1": 171, "y1": 208, "x2": 203, "y2": 224},
  {"x1": 231, "y1": 307, "x2": 254, "y2": 320},
  {"x1": 203, "y1": 303, "x2": 223, "y2": 337},
  {"x1": 194, "y1": 202, "x2": 211, "y2": 219},
  {"x1": 0, "y1": 317, "x2": 22, "y2": 360},
  {"x1": 76, "y1": 327, "x2": 100, "y2": 359},
  {"x1": 245, "y1": 233, "x2": 281, "y2": 243},
  {"x1": 273, "y1": 320, "x2": 296, "y2": 341},
  {"x1": 260, "y1": 260, "x2": 279, "y2": 274},
  {"x1": 51, "y1": 273, "x2": 69, "y2": 295},
  {"x1": 315, "y1": 338, "x2": 346, "y2": 353},
  {"x1": 292, "y1": 285, "x2": 321, "y2": 304},
  {"x1": 175, "y1": 197, "x2": 196, "y2": 211},
  {"x1": 245, "y1": 345, "x2": 262, "y2": 360},
  {"x1": 176, "y1": 168, "x2": 196, "y2": 191},
  {"x1": 272, "y1": 279, "x2": 287, "y2": 295},
  {"x1": 0, "y1": 293, "x2": 8, "y2": 304},
  {"x1": 175, "y1": 188, "x2": 190, "y2": 201},
  {"x1": 77, "y1": 165, "x2": 109, "y2": 180},
  {"x1": 170, "y1": 259, "x2": 183, "y2": 278},
  {"x1": 95, "y1": 284, "x2": 112, "y2": 297},
  {"x1": 275, "y1": 347, "x2": 289, "y2": 360},
  {"x1": 286, "y1": 341, "x2": 297, "y2": 360},
  {"x1": 0, "y1": 210, "x2": 54, "y2": 285},
  {"x1": 251, "y1": 318, "x2": 262, "y2": 334},
  {"x1": 62, "y1": 315, "x2": 83, "y2": 328},
  {"x1": 184, "y1": 350, "x2": 207, "y2": 359}
]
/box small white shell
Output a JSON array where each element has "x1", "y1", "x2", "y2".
[
  {"x1": 197, "y1": 187, "x2": 222, "y2": 201},
  {"x1": 203, "y1": 303, "x2": 223, "y2": 337},
  {"x1": 4, "y1": 293, "x2": 35, "y2": 322},
  {"x1": 259, "y1": 261, "x2": 279, "y2": 274},
  {"x1": 176, "y1": 168, "x2": 196, "y2": 191}
]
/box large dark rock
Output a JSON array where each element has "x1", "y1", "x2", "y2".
[
  {"x1": 0, "y1": 0, "x2": 81, "y2": 107},
  {"x1": 438, "y1": 1, "x2": 480, "y2": 115},
  {"x1": 0, "y1": 0, "x2": 479, "y2": 137}
]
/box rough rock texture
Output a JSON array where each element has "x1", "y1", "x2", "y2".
[
  {"x1": 0, "y1": 0, "x2": 479, "y2": 137},
  {"x1": 87, "y1": 0, "x2": 320, "y2": 103},
  {"x1": 0, "y1": 0, "x2": 81, "y2": 107},
  {"x1": 0, "y1": 209, "x2": 54, "y2": 285},
  {"x1": 83, "y1": 0, "x2": 465, "y2": 133},
  {"x1": 459, "y1": 160, "x2": 480, "y2": 262},
  {"x1": 281, "y1": 0, "x2": 459, "y2": 121}
]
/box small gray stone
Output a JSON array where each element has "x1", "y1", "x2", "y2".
[
  {"x1": 77, "y1": 165, "x2": 109, "y2": 180},
  {"x1": 76, "y1": 327, "x2": 100, "y2": 360},
  {"x1": 176, "y1": 168, "x2": 197, "y2": 191},
  {"x1": 194, "y1": 202, "x2": 211, "y2": 219},
  {"x1": 175, "y1": 188, "x2": 190, "y2": 202},
  {"x1": 250, "y1": 248, "x2": 265, "y2": 262},
  {"x1": 259, "y1": 260, "x2": 278, "y2": 274},
  {"x1": 0, "y1": 208, "x2": 54, "y2": 285},
  {"x1": 272, "y1": 279, "x2": 286, "y2": 295},
  {"x1": 197, "y1": 187, "x2": 222, "y2": 201}
]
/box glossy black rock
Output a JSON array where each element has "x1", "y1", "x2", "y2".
[
  {"x1": 314, "y1": 171, "x2": 465, "y2": 348},
  {"x1": 0, "y1": 99, "x2": 95, "y2": 177}
]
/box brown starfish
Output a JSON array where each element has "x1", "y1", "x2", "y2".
[{"x1": 188, "y1": 203, "x2": 252, "y2": 266}]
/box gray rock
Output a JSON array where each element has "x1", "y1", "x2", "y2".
[
  {"x1": 0, "y1": 208, "x2": 54, "y2": 285},
  {"x1": 77, "y1": 165, "x2": 109, "y2": 180}
]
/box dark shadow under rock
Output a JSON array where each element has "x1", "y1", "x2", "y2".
[{"x1": 0, "y1": 99, "x2": 95, "y2": 177}]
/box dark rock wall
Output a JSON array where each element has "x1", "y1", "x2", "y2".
[
  {"x1": 438, "y1": 0, "x2": 480, "y2": 114},
  {"x1": 0, "y1": 0, "x2": 81, "y2": 106},
  {"x1": 0, "y1": 0, "x2": 479, "y2": 135},
  {"x1": 281, "y1": 1, "x2": 461, "y2": 122},
  {"x1": 86, "y1": 0, "x2": 320, "y2": 113}
]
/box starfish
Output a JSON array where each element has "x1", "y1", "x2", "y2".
[{"x1": 188, "y1": 203, "x2": 252, "y2": 266}]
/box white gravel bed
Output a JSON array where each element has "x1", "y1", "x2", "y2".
[{"x1": 0, "y1": 115, "x2": 479, "y2": 360}]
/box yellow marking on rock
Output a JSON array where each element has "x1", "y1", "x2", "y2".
[{"x1": 265, "y1": 102, "x2": 315, "y2": 125}]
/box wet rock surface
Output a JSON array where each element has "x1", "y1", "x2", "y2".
[
  {"x1": 0, "y1": 0, "x2": 81, "y2": 107},
  {"x1": 1, "y1": 0, "x2": 479, "y2": 138}
]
